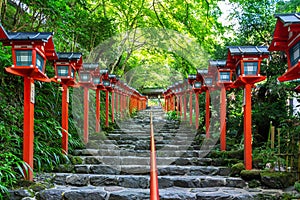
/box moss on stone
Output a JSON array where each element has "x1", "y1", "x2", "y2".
[
  {"x1": 240, "y1": 169, "x2": 261, "y2": 181},
  {"x1": 28, "y1": 182, "x2": 47, "y2": 192},
  {"x1": 68, "y1": 155, "x2": 83, "y2": 165},
  {"x1": 230, "y1": 162, "x2": 245, "y2": 177},
  {"x1": 248, "y1": 179, "x2": 261, "y2": 188},
  {"x1": 55, "y1": 164, "x2": 74, "y2": 173},
  {"x1": 226, "y1": 149, "x2": 244, "y2": 160},
  {"x1": 260, "y1": 171, "x2": 296, "y2": 189}
]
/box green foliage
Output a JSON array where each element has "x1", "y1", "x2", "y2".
[
  {"x1": 166, "y1": 111, "x2": 179, "y2": 121},
  {"x1": 294, "y1": 181, "x2": 300, "y2": 192},
  {"x1": 130, "y1": 108, "x2": 138, "y2": 117}
]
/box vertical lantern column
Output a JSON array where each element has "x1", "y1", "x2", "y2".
[
  {"x1": 84, "y1": 87, "x2": 89, "y2": 143},
  {"x1": 105, "y1": 89, "x2": 109, "y2": 127},
  {"x1": 195, "y1": 92, "x2": 199, "y2": 130},
  {"x1": 111, "y1": 89, "x2": 115, "y2": 123},
  {"x1": 189, "y1": 90, "x2": 193, "y2": 126},
  {"x1": 205, "y1": 90, "x2": 210, "y2": 138},
  {"x1": 244, "y1": 83, "x2": 253, "y2": 170},
  {"x1": 23, "y1": 77, "x2": 35, "y2": 180},
  {"x1": 96, "y1": 88, "x2": 101, "y2": 132},
  {"x1": 61, "y1": 84, "x2": 69, "y2": 153},
  {"x1": 220, "y1": 87, "x2": 226, "y2": 151},
  {"x1": 183, "y1": 91, "x2": 187, "y2": 121}
]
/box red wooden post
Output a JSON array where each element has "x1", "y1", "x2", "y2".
[
  {"x1": 189, "y1": 91, "x2": 193, "y2": 126},
  {"x1": 120, "y1": 93, "x2": 124, "y2": 119},
  {"x1": 115, "y1": 91, "x2": 119, "y2": 119},
  {"x1": 183, "y1": 92, "x2": 187, "y2": 121},
  {"x1": 179, "y1": 95, "x2": 183, "y2": 116},
  {"x1": 220, "y1": 87, "x2": 226, "y2": 151},
  {"x1": 150, "y1": 111, "x2": 160, "y2": 200},
  {"x1": 244, "y1": 84, "x2": 252, "y2": 170},
  {"x1": 61, "y1": 84, "x2": 69, "y2": 154},
  {"x1": 195, "y1": 92, "x2": 199, "y2": 129},
  {"x1": 23, "y1": 77, "x2": 35, "y2": 181},
  {"x1": 105, "y1": 90, "x2": 109, "y2": 127},
  {"x1": 84, "y1": 87, "x2": 89, "y2": 144},
  {"x1": 111, "y1": 90, "x2": 115, "y2": 123},
  {"x1": 205, "y1": 91, "x2": 210, "y2": 138},
  {"x1": 96, "y1": 88, "x2": 100, "y2": 132}
]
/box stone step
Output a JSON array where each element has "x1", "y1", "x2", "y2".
[
  {"x1": 73, "y1": 164, "x2": 230, "y2": 176},
  {"x1": 52, "y1": 173, "x2": 246, "y2": 189},
  {"x1": 73, "y1": 149, "x2": 210, "y2": 157},
  {"x1": 87, "y1": 139, "x2": 195, "y2": 146},
  {"x1": 81, "y1": 156, "x2": 213, "y2": 166},
  {"x1": 34, "y1": 185, "x2": 285, "y2": 200},
  {"x1": 86, "y1": 143, "x2": 202, "y2": 151},
  {"x1": 104, "y1": 131, "x2": 195, "y2": 136}
]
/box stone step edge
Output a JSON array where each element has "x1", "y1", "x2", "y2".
[{"x1": 23, "y1": 186, "x2": 285, "y2": 200}]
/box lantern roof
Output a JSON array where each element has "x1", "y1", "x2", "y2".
[
  {"x1": 275, "y1": 13, "x2": 300, "y2": 24},
  {"x1": 226, "y1": 46, "x2": 269, "y2": 68},
  {"x1": 57, "y1": 52, "x2": 82, "y2": 60},
  {"x1": 57, "y1": 52, "x2": 83, "y2": 70},
  {"x1": 82, "y1": 63, "x2": 99, "y2": 70},
  {"x1": 209, "y1": 60, "x2": 226, "y2": 67},
  {"x1": 227, "y1": 46, "x2": 269, "y2": 56},
  {"x1": 269, "y1": 13, "x2": 300, "y2": 51},
  {"x1": 0, "y1": 25, "x2": 57, "y2": 60}
]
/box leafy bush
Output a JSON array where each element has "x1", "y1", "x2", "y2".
[
  {"x1": 166, "y1": 111, "x2": 179, "y2": 120},
  {"x1": 294, "y1": 181, "x2": 300, "y2": 192}
]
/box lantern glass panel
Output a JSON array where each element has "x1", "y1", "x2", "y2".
[
  {"x1": 236, "y1": 64, "x2": 241, "y2": 77},
  {"x1": 80, "y1": 73, "x2": 90, "y2": 82},
  {"x1": 36, "y1": 53, "x2": 44, "y2": 72},
  {"x1": 93, "y1": 77, "x2": 100, "y2": 84},
  {"x1": 71, "y1": 69, "x2": 75, "y2": 78},
  {"x1": 290, "y1": 41, "x2": 300, "y2": 67},
  {"x1": 103, "y1": 80, "x2": 110, "y2": 86},
  {"x1": 220, "y1": 71, "x2": 230, "y2": 82},
  {"x1": 16, "y1": 50, "x2": 32, "y2": 66},
  {"x1": 244, "y1": 62, "x2": 258, "y2": 75},
  {"x1": 205, "y1": 78, "x2": 212, "y2": 86},
  {"x1": 57, "y1": 66, "x2": 69, "y2": 77},
  {"x1": 194, "y1": 81, "x2": 202, "y2": 88}
]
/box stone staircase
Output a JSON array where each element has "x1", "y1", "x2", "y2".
[{"x1": 10, "y1": 106, "x2": 286, "y2": 199}]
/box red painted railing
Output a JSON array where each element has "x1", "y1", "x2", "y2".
[{"x1": 150, "y1": 111, "x2": 160, "y2": 200}]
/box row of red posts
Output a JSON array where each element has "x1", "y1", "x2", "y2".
[
  {"x1": 163, "y1": 13, "x2": 300, "y2": 171},
  {"x1": 0, "y1": 25, "x2": 147, "y2": 181}
]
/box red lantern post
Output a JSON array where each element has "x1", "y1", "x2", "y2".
[
  {"x1": 0, "y1": 26, "x2": 57, "y2": 181},
  {"x1": 202, "y1": 76, "x2": 213, "y2": 139},
  {"x1": 79, "y1": 64, "x2": 97, "y2": 144},
  {"x1": 227, "y1": 46, "x2": 269, "y2": 170},
  {"x1": 52, "y1": 52, "x2": 83, "y2": 154},
  {"x1": 188, "y1": 74, "x2": 203, "y2": 130},
  {"x1": 210, "y1": 60, "x2": 234, "y2": 151}
]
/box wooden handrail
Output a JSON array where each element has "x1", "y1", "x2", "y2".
[{"x1": 150, "y1": 110, "x2": 160, "y2": 200}]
